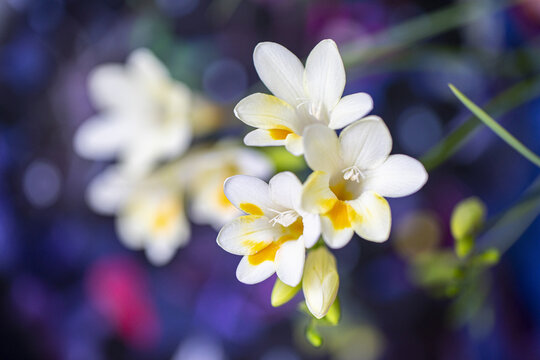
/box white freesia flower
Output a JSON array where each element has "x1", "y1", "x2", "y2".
[
  {"x1": 301, "y1": 116, "x2": 428, "y2": 249},
  {"x1": 74, "y1": 48, "x2": 193, "y2": 175},
  {"x1": 234, "y1": 39, "x2": 373, "y2": 156},
  {"x1": 117, "y1": 179, "x2": 189, "y2": 266},
  {"x1": 302, "y1": 246, "x2": 339, "y2": 319},
  {"x1": 87, "y1": 165, "x2": 189, "y2": 266},
  {"x1": 217, "y1": 172, "x2": 321, "y2": 287},
  {"x1": 185, "y1": 142, "x2": 274, "y2": 229}
]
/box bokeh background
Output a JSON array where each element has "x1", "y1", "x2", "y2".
[{"x1": 1, "y1": 0, "x2": 540, "y2": 359}]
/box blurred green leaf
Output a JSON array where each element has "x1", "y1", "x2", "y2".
[
  {"x1": 449, "y1": 84, "x2": 540, "y2": 167},
  {"x1": 410, "y1": 251, "x2": 461, "y2": 296},
  {"x1": 341, "y1": 0, "x2": 516, "y2": 67},
  {"x1": 305, "y1": 323, "x2": 323, "y2": 348},
  {"x1": 271, "y1": 278, "x2": 301, "y2": 307},
  {"x1": 421, "y1": 79, "x2": 540, "y2": 171},
  {"x1": 477, "y1": 176, "x2": 540, "y2": 255},
  {"x1": 262, "y1": 147, "x2": 307, "y2": 173}
]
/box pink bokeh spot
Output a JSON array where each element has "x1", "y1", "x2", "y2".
[{"x1": 86, "y1": 256, "x2": 161, "y2": 349}]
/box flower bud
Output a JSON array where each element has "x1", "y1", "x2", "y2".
[
  {"x1": 302, "y1": 247, "x2": 339, "y2": 319},
  {"x1": 271, "y1": 278, "x2": 301, "y2": 307}
]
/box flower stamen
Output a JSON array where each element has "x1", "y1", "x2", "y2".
[
  {"x1": 268, "y1": 208, "x2": 299, "y2": 227},
  {"x1": 342, "y1": 166, "x2": 365, "y2": 182}
]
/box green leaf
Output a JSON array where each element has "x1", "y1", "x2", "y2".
[
  {"x1": 341, "y1": 0, "x2": 516, "y2": 67},
  {"x1": 476, "y1": 175, "x2": 540, "y2": 255},
  {"x1": 449, "y1": 84, "x2": 540, "y2": 168},
  {"x1": 320, "y1": 297, "x2": 341, "y2": 326},
  {"x1": 305, "y1": 324, "x2": 323, "y2": 348},
  {"x1": 421, "y1": 79, "x2": 540, "y2": 171},
  {"x1": 271, "y1": 278, "x2": 301, "y2": 307},
  {"x1": 451, "y1": 197, "x2": 486, "y2": 258}
]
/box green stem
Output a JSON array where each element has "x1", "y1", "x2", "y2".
[{"x1": 449, "y1": 84, "x2": 540, "y2": 167}]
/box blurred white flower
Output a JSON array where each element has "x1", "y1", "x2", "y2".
[
  {"x1": 185, "y1": 142, "x2": 274, "y2": 230},
  {"x1": 87, "y1": 165, "x2": 189, "y2": 265},
  {"x1": 116, "y1": 174, "x2": 189, "y2": 266},
  {"x1": 217, "y1": 172, "x2": 321, "y2": 287},
  {"x1": 74, "y1": 48, "x2": 193, "y2": 175},
  {"x1": 302, "y1": 117, "x2": 428, "y2": 249},
  {"x1": 302, "y1": 246, "x2": 339, "y2": 319},
  {"x1": 234, "y1": 39, "x2": 373, "y2": 155}
]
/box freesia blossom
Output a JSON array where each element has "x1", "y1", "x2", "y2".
[
  {"x1": 74, "y1": 48, "x2": 193, "y2": 175},
  {"x1": 217, "y1": 172, "x2": 321, "y2": 286},
  {"x1": 86, "y1": 165, "x2": 189, "y2": 265},
  {"x1": 302, "y1": 246, "x2": 339, "y2": 319},
  {"x1": 302, "y1": 116, "x2": 428, "y2": 249},
  {"x1": 184, "y1": 142, "x2": 274, "y2": 229},
  {"x1": 234, "y1": 39, "x2": 373, "y2": 156},
  {"x1": 116, "y1": 174, "x2": 189, "y2": 266}
]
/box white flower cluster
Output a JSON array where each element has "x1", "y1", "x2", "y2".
[
  {"x1": 217, "y1": 39, "x2": 428, "y2": 318},
  {"x1": 75, "y1": 49, "x2": 273, "y2": 265}
]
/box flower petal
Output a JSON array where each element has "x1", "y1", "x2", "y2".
[
  {"x1": 253, "y1": 42, "x2": 305, "y2": 106},
  {"x1": 284, "y1": 133, "x2": 304, "y2": 156},
  {"x1": 244, "y1": 129, "x2": 287, "y2": 147},
  {"x1": 87, "y1": 65, "x2": 137, "y2": 109},
  {"x1": 303, "y1": 124, "x2": 343, "y2": 173},
  {"x1": 329, "y1": 92, "x2": 373, "y2": 129},
  {"x1": 236, "y1": 148, "x2": 275, "y2": 179},
  {"x1": 127, "y1": 48, "x2": 169, "y2": 86},
  {"x1": 339, "y1": 116, "x2": 392, "y2": 169},
  {"x1": 304, "y1": 39, "x2": 345, "y2": 114},
  {"x1": 275, "y1": 237, "x2": 305, "y2": 287},
  {"x1": 320, "y1": 210, "x2": 355, "y2": 249},
  {"x1": 86, "y1": 167, "x2": 134, "y2": 215},
  {"x1": 216, "y1": 215, "x2": 276, "y2": 255},
  {"x1": 301, "y1": 213, "x2": 321, "y2": 248},
  {"x1": 236, "y1": 256, "x2": 276, "y2": 284},
  {"x1": 234, "y1": 93, "x2": 299, "y2": 132},
  {"x1": 74, "y1": 115, "x2": 131, "y2": 160},
  {"x1": 224, "y1": 175, "x2": 273, "y2": 216},
  {"x1": 269, "y1": 171, "x2": 303, "y2": 210},
  {"x1": 348, "y1": 191, "x2": 391, "y2": 242},
  {"x1": 301, "y1": 171, "x2": 338, "y2": 214},
  {"x1": 363, "y1": 155, "x2": 428, "y2": 198}
]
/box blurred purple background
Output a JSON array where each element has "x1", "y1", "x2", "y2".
[{"x1": 0, "y1": 0, "x2": 540, "y2": 359}]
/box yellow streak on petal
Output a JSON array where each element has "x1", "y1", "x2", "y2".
[
  {"x1": 323, "y1": 200, "x2": 359, "y2": 231},
  {"x1": 152, "y1": 200, "x2": 179, "y2": 232},
  {"x1": 268, "y1": 128, "x2": 293, "y2": 140},
  {"x1": 218, "y1": 187, "x2": 231, "y2": 208},
  {"x1": 242, "y1": 239, "x2": 270, "y2": 254},
  {"x1": 239, "y1": 202, "x2": 264, "y2": 216},
  {"x1": 247, "y1": 218, "x2": 304, "y2": 265},
  {"x1": 247, "y1": 234, "x2": 295, "y2": 265}
]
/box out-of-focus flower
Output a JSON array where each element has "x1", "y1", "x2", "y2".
[
  {"x1": 185, "y1": 142, "x2": 274, "y2": 229},
  {"x1": 235, "y1": 39, "x2": 372, "y2": 155},
  {"x1": 302, "y1": 246, "x2": 339, "y2": 319},
  {"x1": 87, "y1": 165, "x2": 189, "y2": 266},
  {"x1": 302, "y1": 117, "x2": 427, "y2": 248},
  {"x1": 116, "y1": 173, "x2": 189, "y2": 266},
  {"x1": 74, "y1": 48, "x2": 193, "y2": 175},
  {"x1": 217, "y1": 172, "x2": 321, "y2": 286}
]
